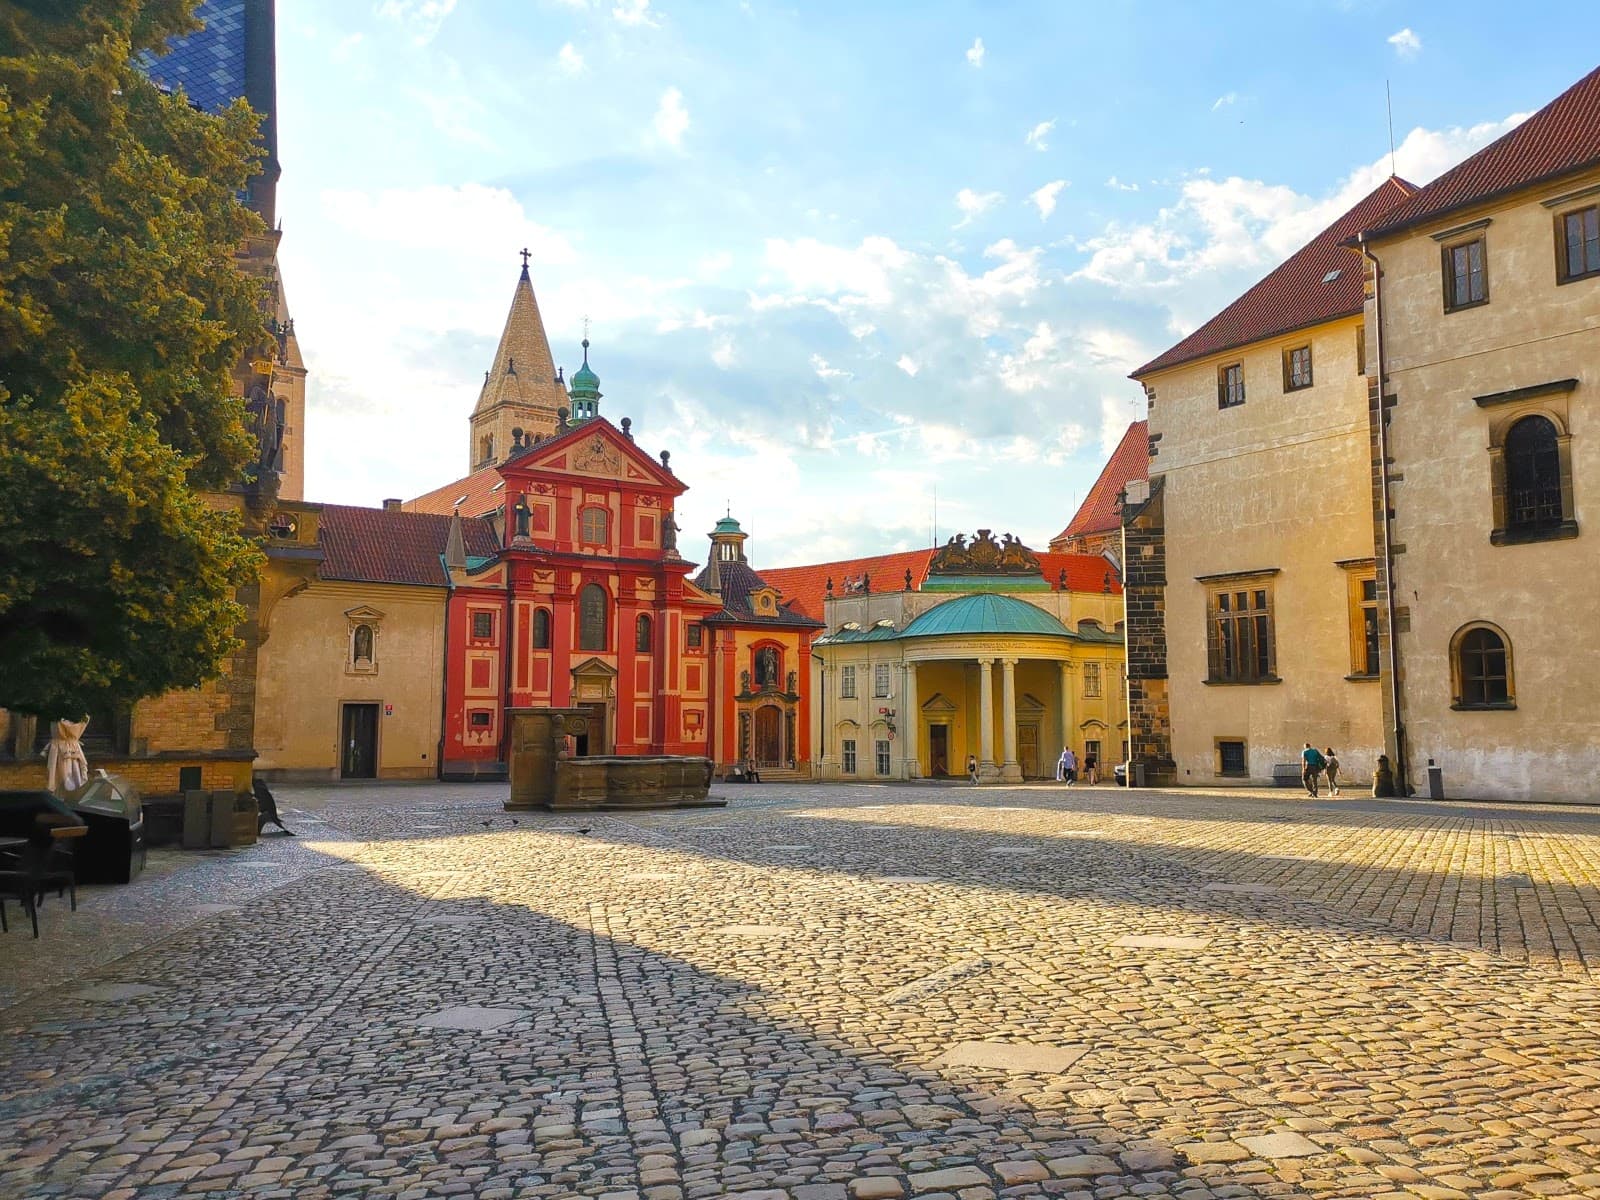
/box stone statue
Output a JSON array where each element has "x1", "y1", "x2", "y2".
[
  {"x1": 787, "y1": 669, "x2": 797, "y2": 694},
  {"x1": 757, "y1": 646, "x2": 779, "y2": 687},
  {"x1": 662, "y1": 512, "x2": 679, "y2": 554},
  {"x1": 740, "y1": 668, "x2": 752, "y2": 694}
]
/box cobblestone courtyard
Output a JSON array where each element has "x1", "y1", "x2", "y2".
[{"x1": 5, "y1": 782, "x2": 1600, "y2": 1200}]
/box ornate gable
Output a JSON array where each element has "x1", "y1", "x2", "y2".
[{"x1": 508, "y1": 418, "x2": 679, "y2": 492}]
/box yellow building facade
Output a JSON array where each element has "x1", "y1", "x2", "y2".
[
  {"x1": 811, "y1": 534, "x2": 1127, "y2": 783},
  {"x1": 1359, "y1": 67, "x2": 1600, "y2": 802},
  {"x1": 1126, "y1": 182, "x2": 1414, "y2": 787}
]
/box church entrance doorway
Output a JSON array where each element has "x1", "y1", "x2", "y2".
[
  {"x1": 341, "y1": 703, "x2": 379, "y2": 779},
  {"x1": 1019, "y1": 722, "x2": 1040, "y2": 779},
  {"x1": 928, "y1": 724, "x2": 950, "y2": 777},
  {"x1": 754, "y1": 705, "x2": 783, "y2": 766},
  {"x1": 575, "y1": 703, "x2": 607, "y2": 757}
]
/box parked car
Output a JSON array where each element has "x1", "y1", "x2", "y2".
[{"x1": 1113, "y1": 762, "x2": 1127, "y2": 787}]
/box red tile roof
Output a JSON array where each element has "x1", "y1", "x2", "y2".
[
  {"x1": 760, "y1": 547, "x2": 1121, "y2": 621},
  {"x1": 404, "y1": 465, "x2": 505, "y2": 519},
  {"x1": 1364, "y1": 66, "x2": 1600, "y2": 239},
  {"x1": 1133, "y1": 178, "x2": 1417, "y2": 378},
  {"x1": 1050, "y1": 421, "x2": 1148, "y2": 550},
  {"x1": 760, "y1": 550, "x2": 936, "y2": 620},
  {"x1": 319, "y1": 505, "x2": 500, "y2": 587}
]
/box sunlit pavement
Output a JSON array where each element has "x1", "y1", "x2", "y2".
[{"x1": 4, "y1": 782, "x2": 1600, "y2": 1200}]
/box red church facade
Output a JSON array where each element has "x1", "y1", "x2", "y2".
[{"x1": 438, "y1": 417, "x2": 722, "y2": 778}]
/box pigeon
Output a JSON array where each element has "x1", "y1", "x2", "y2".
[
  {"x1": 577, "y1": 826, "x2": 592, "y2": 836},
  {"x1": 480, "y1": 820, "x2": 492, "y2": 828}
]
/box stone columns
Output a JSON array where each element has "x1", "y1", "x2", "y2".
[
  {"x1": 1059, "y1": 660, "x2": 1075, "y2": 759},
  {"x1": 902, "y1": 661, "x2": 920, "y2": 779},
  {"x1": 817, "y1": 665, "x2": 828, "y2": 768},
  {"x1": 977, "y1": 657, "x2": 995, "y2": 775},
  {"x1": 1000, "y1": 658, "x2": 1021, "y2": 782}
]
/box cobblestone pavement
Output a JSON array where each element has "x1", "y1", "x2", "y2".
[{"x1": 4, "y1": 782, "x2": 1600, "y2": 1200}]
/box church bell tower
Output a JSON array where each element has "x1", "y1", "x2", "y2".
[{"x1": 469, "y1": 251, "x2": 570, "y2": 471}]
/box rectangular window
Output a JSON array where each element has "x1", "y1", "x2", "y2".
[
  {"x1": 1206, "y1": 579, "x2": 1276, "y2": 683},
  {"x1": 686, "y1": 623, "x2": 703, "y2": 649},
  {"x1": 840, "y1": 665, "x2": 856, "y2": 698},
  {"x1": 1082, "y1": 662, "x2": 1102, "y2": 698},
  {"x1": 1443, "y1": 237, "x2": 1488, "y2": 311},
  {"x1": 873, "y1": 663, "x2": 891, "y2": 697},
  {"x1": 471, "y1": 611, "x2": 494, "y2": 640},
  {"x1": 841, "y1": 739, "x2": 857, "y2": 774},
  {"x1": 1217, "y1": 739, "x2": 1247, "y2": 776},
  {"x1": 1347, "y1": 568, "x2": 1380, "y2": 677},
  {"x1": 1356, "y1": 324, "x2": 1367, "y2": 376},
  {"x1": 469, "y1": 710, "x2": 493, "y2": 729},
  {"x1": 1283, "y1": 345, "x2": 1313, "y2": 391},
  {"x1": 580, "y1": 506, "x2": 609, "y2": 544},
  {"x1": 875, "y1": 739, "x2": 890, "y2": 776},
  {"x1": 1217, "y1": 363, "x2": 1246, "y2": 409},
  {"x1": 1559, "y1": 205, "x2": 1600, "y2": 283}
]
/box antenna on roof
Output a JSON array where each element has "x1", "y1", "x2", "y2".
[
  {"x1": 932, "y1": 484, "x2": 938, "y2": 548},
  {"x1": 1386, "y1": 79, "x2": 1397, "y2": 177}
]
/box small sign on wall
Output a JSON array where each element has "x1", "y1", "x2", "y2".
[{"x1": 384, "y1": 704, "x2": 394, "y2": 717}]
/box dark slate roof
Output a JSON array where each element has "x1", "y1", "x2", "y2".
[
  {"x1": 1050, "y1": 421, "x2": 1148, "y2": 548},
  {"x1": 1133, "y1": 178, "x2": 1417, "y2": 377},
  {"x1": 693, "y1": 559, "x2": 824, "y2": 629},
  {"x1": 1363, "y1": 65, "x2": 1600, "y2": 239},
  {"x1": 319, "y1": 505, "x2": 500, "y2": 588},
  {"x1": 140, "y1": 0, "x2": 248, "y2": 113}
]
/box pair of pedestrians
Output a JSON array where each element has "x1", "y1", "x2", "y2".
[{"x1": 1300, "y1": 743, "x2": 1342, "y2": 797}]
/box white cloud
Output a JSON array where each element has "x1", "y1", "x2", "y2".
[
  {"x1": 711, "y1": 337, "x2": 736, "y2": 369},
  {"x1": 614, "y1": 0, "x2": 660, "y2": 27},
  {"x1": 896, "y1": 354, "x2": 919, "y2": 376},
  {"x1": 653, "y1": 86, "x2": 689, "y2": 147},
  {"x1": 1025, "y1": 119, "x2": 1055, "y2": 151},
  {"x1": 965, "y1": 36, "x2": 985, "y2": 67},
  {"x1": 321, "y1": 184, "x2": 576, "y2": 265},
  {"x1": 1388, "y1": 27, "x2": 1421, "y2": 57},
  {"x1": 1211, "y1": 92, "x2": 1238, "y2": 111},
  {"x1": 1029, "y1": 179, "x2": 1067, "y2": 220},
  {"x1": 330, "y1": 32, "x2": 363, "y2": 63},
  {"x1": 954, "y1": 187, "x2": 1003, "y2": 227},
  {"x1": 374, "y1": 0, "x2": 457, "y2": 44},
  {"x1": 557, "y1": 42, "x2": 585, "y2": 74},
  {"x1": 1106, "y1": 175, "x2": 1139, "y2": 192},
  {"x1": 810, "y1": 353, "x2": 850, "y2": 380}
]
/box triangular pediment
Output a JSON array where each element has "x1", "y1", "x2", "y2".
[
  {"x1": 921, "y1": 691, "x2": 959, "y2": 715},
  {"x1": 1018, "y1": 691, "x2": 1046, "y2": 715},
  {"x1": 508, "y1": 418, "x2": 680, "y2": 490},
  {"x1": 571, "y1": 656, "x2": 619, "y2": 678},
  {"x1": 344, "y1": 605, "x2": 385, "y2": 622}
]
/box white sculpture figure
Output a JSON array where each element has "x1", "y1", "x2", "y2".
[{"x1": 45, "y1": 716, "x2": 90, "y2": 795}]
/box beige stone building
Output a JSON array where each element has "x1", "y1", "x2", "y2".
[
  {"x1": 809, "y1": 533, "x2": 1126, "y2": 782},
  {"x1": 1357, "y1": 66, "x2": 1600, "y2": 802},
  {"x1": 1125, "y1": 180, "x2": 1417, "y2": 787}
]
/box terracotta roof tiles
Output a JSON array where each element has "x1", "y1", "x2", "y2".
[
  {"x1": 1050, "y1": 421, "x2": 1148, "y2": 549},
  {"x1": 1133, "y1": 178, "x2": 1417, "y2": 377},
  {"x1": 319, "y1": 505, "x2": 499, "y2": 588},
  {"x1": 1364, "y1": 66, "x2": 1600, "y2": 239},
  {"x1": 404, "y1": 465, "x2": 505, "y2": 520}
]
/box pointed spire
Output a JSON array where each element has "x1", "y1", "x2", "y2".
[
  {"x1": 444, "y1": 508, "x2": 467, "y2": 569},
  {"x1": 473, "y1": 257, "x2": 568, "y2": 421}
]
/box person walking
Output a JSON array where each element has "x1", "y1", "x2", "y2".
[
  {"x1": 1300, "y1": 743, "x2": 1326, "y2": 797},
  {"x1": 1323, "y1": 748, "x2": 1341, "y2": 797},
  {"x1": 1061, "y1": 747, "x2": 1077, "y2": 786},
  {"x1": 1084, "y1": 748, "x2": 1099, "y2": 785},
  {"x1": 1055, "y1": 746, "x2": 1070, "y2": 782},
  {"x1": 967, "y1": 754, "x2": 979, "y2": 785}
]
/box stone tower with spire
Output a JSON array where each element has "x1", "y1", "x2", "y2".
[{"x1": 469, "y1": 253, "x2": 571, "y2": 471}]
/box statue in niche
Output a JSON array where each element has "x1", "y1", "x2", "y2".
[
  {"x1": 662, "y1": 511, "x2": 679, "y2": 554},
  {"x1": 787, "y1": 669, "x2": 797, "y2": 695},
  {"x1": 740, "y1": 668, "x2": 752, "y2": 695},
  {"x1": 755, "y1": 646, "x2": 779, "y2": 688}
]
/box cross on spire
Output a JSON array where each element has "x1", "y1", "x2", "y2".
[{"x1": 519, "y1": 247, "x2": 531, "y2": 270}]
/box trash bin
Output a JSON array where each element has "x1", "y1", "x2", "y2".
[
  {"x1": 1131, "y1": 762, "x2": 1147, "y2": 789},
  {"x1": 1426, "y1": 759, "x2": 1444, "y2": 800}
]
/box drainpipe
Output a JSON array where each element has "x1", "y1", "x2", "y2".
[
  {"x1": 437, "y1": 580, "x2": 452, "y2": 782},
  {"x1": 1357, "y1": 233, "x2": 1412, "y2": 797}
]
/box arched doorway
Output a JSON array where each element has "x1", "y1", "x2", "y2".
[{"x1": 754, "y1": 705, "x2": 783, "y2": 766}]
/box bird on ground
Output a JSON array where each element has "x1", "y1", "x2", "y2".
[
  {"x1": 577, "y1": 826, "x2": 592, "y2": 836},
  {"x1": 479, "y1": 820, "x2": 492, "y2": 828}
]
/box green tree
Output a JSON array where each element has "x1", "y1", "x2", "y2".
[{"x1": 0, "y1": 0, "x2": 268, "y2": 717}]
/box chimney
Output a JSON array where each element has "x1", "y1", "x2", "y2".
[{"x1": 382, "y1": 498, "x2": 402, "y2": 512}]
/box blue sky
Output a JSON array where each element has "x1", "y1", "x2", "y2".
[{"x1": 272, "y1": 0, "x2": 1594, "y2": 567}]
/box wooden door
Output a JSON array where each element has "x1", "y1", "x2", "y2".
[
  {"x1": 754, "y1": 706, "x2": 783, "y2": 766},
  {"x1": 341, "y1": 703, "x2": 379, "y2": 779},
  {"x1": 928, "y1": 725, "x2": 950, "y2": 777},
  {"x1": 1019, "y1": 722, "x2": 1040, "y2": 779}
]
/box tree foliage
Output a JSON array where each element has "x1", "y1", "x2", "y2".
[{"x1": 0, "y1": 0, "x2": 269, "y2": 716}]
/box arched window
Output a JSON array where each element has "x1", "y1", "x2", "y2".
[
  {"x1": 580, "y1": 507, "x2": 609, "y2": 545},
  {"x1": 1505, "y1": 416, "x2": 1563, "y2": 533},
  {"x1": 1452, "y1": 623, "x2": 1514, "y2": 709},
  {"x1": 479, "y1": 433, "x2": 494, "y2": 465},
  {"x1": 635, "y1": 614, "x2": 652, "y2": 653},
  {"x1": 579, "y1": 584, "x2": 608, "y2": 651},
  {"x1": 532, "y1": 608, "x2": 551, "y2": 649}
]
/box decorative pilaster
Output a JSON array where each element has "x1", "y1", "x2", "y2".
[
  {"x1": 977, "y1": 657, "x2": 995, "y2": 775},
  {"x1": 1059, "y1": 660, "x2": 1075, "y2": 760},
  {"x1": 902, "y1": 662, "x2": 920, "y2": 779}
]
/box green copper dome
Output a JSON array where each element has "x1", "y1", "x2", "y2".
[
  {"x1": 569, "y1": 338, "x2": 601, "y2": 400},
  {"x1": 900, "y1": 594, "x2": 1076, "y2": 640},
  {"x1": 712, "y1": 515, "x2": 744, "y2": 535}
]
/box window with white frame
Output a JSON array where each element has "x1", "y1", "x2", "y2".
[
  {"x1": 841, "y1": 739, "x2": 857, "y2": 773},
  {"x1": 873, "y1": 663, "x2": 891, "y2": 697},
  {"x1": 875, "y1": 739, "x2": 891, "y2": 775},
  {"x1": 840, "y1": 666, "x2": 856, "y2": 698}
]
